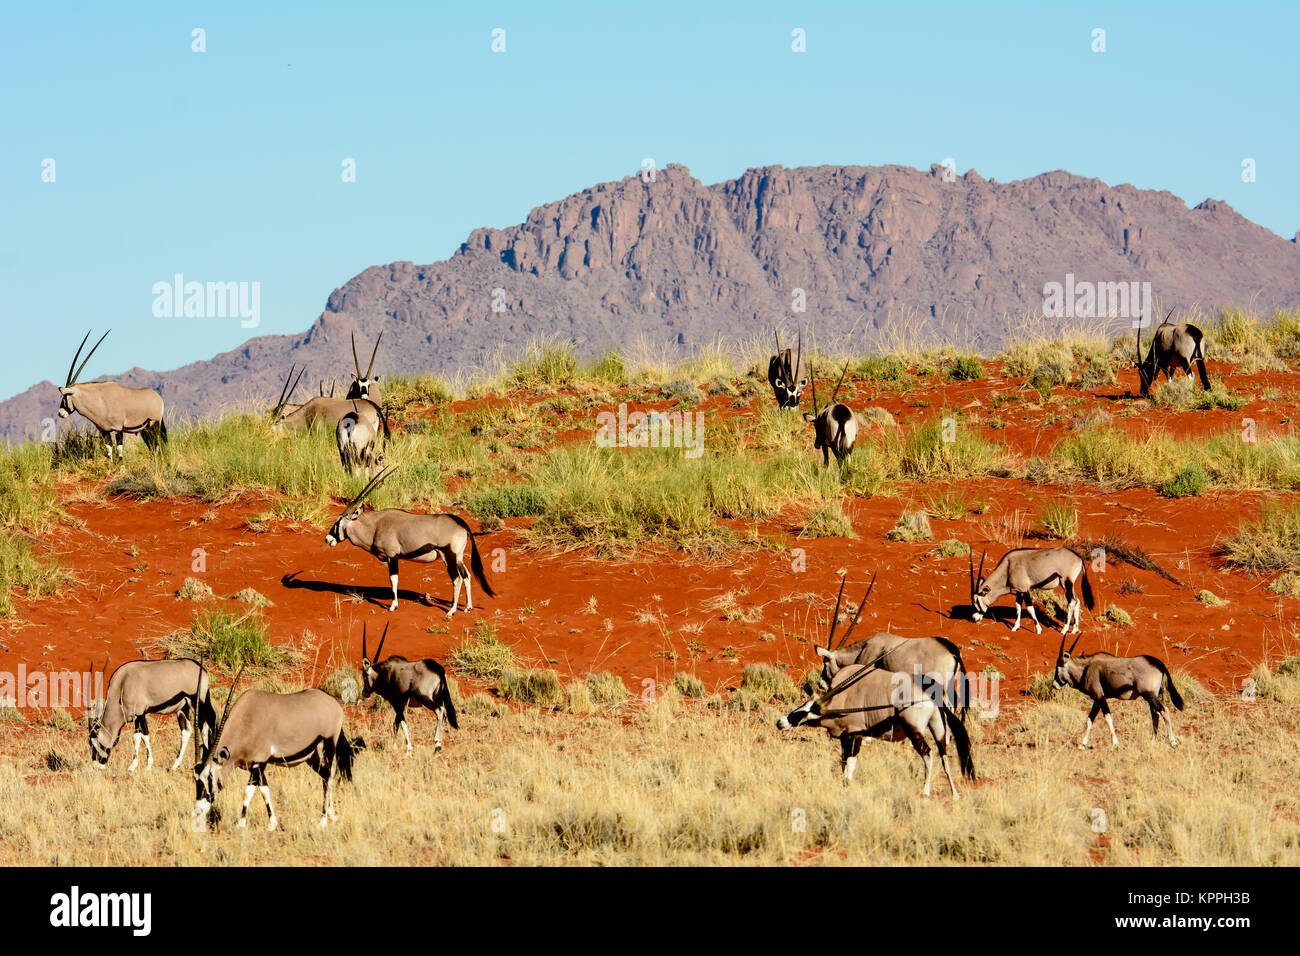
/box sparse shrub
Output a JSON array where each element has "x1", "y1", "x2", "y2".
[
  {"x1": 498, "y1": 668, "x2": 564, "y2": 708},
  {"x1": 947, "y1": 356, "x2": 984, "y2": 382},
  {"x1": 448, "y1": 622, "x2": 515, "y2": 680},
  {"x1": 800, "y1": 502, "x2": 856, "y2": 539},
  {"x1": 860, "y1": 406, "x2": 896, "y2": 427},
  {"x1": 321, "y1": 667, "x2": 360, "y2": 703},
  {"x1": 1161, "y1": 463, "x2": 1209, "y2": 498},
  {"x1": 459, "y1": 693, "x2": 504, "y2": 717},
  {"x1": 671, "y1": 673, "x2": 707, "y2": 698},
  {"x1": 857, "y1": 355, "x2": 907, "y2": 381},
  {"x1": 467, "y1": 483, "x2": 550, "y2": 519},
  {"x1": 586, "y1": 672, "x2": 629, "y2": 705},
  {"x1": 231, "y1": 587, "x2": 273, "y2": 608},
  {"x1": 1026, "y1": 671, "x2": 1072, "y2": 703},
  {"x1": 564, "y1": 681, "x2": 596, "y2": 714},
  {"x1": 1266, "y1": 573, "x2": 1300, "y2": 598},
  {"x1": 48, "y1": 709, "x2": 76, "y2": 731},
  {"x1": 932, "y1": 539, "x2": 971, "y2": 558},
  {"x1": 587, "y1": 350, "x2": 628, "y2": 386},
  {"x1": 1196, "y1": 589, "x2": 1227, "y2": 607},
  {"x1": 1101, "y1": 605, "x2": 1132, "y2": 627},
  {"x1": 175, "y1": 577, "x2": 213, "y2": 601},
  {"x1": 1029, "y1": 361, "x2": 1069, "y2": 398},
  {"x1": 1221, "y1": 504, "x2": 1300, "y2": 573},
  {"x1": 887, "y1": 510, "x2": 933, "y2": 542},
  {"x1": 1038, "y1": 502, "x2": 1078, "y2": 539}
]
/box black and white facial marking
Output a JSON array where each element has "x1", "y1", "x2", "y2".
[
  {"x1": 776, "y1": 698, "x2": 822, "y2": 730},
  {"x1": 192, "y1": 748, "x2": 229, "y2": 823},
  {"x1": 87, "y1": 719, "x2": 113, "y2": 767},
  {"x1": 57, "y1": 388, "x2": 75, "y2": 419},
  {"x1": 771, "y1": 374, "x2": 807, "y2": 410},
  {"x1": 325, "y1": 508, "x2": 360, "y2": 547},
  {"x1": 972, "y1": 582, "x2": 993, "y2": 618},
  {"x1": 348, "y1": 375, "x2": 380, "y2": 401}
]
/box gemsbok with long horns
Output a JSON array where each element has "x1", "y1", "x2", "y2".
[
  {"x1": 969, "y1": 546, "x2": 1095, "y2": 634},
  {"x1": 345, "y1": 330, "x2": 384, "y2": 407},
  {"x1": 57, "y1": 330, "x2": 167, "y2": 458},
  {"x1": 359, "y1": 622, "x2": 459, "y2": 754},
  {"x1": 336, "y1": 399, "x2": 387, "y2": 478},
  {"x1": 325, "y1": 466, "x2": 496, "y2": 615},
  {"x1": 87, "y1": 657, "x2": 216, "y2": 773},
  {"x1": 1053, "y1": 635, "x2": 1183, "y2": 749},
  {"x1": 1135, "y1": 308, "x2": 1211, "y2": 396},
  {"x1": 814, "y1": 575, "x2": 969, "y2": 719},
  {"x1": 191, "y1": 666, "x2": 360, "y2": 831},
  {"x1": 803, "y1": 359, "x2": 858, "y2": 466},
  {"x1": 271, "y1": 365, "x2": 376, "y2": 433},
  {"x1": 777, "y1": 583, "x2": 976, "y2": 796},
  {"x1": 767, "y1": 329, "x2": 806, "y2": 410}
]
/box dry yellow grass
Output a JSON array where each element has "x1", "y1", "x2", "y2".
[{"x1": 3, "y1": 688, "x2": 1298, "y2": 866}]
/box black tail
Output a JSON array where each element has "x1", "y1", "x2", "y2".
[
  {"x1": 468, "y1": 532, "x2": 496, "y2": 598},
  {"x1": 944, "y1": 708, "x2": 977, "y2": 779},
  {"x1": 197, "y1": 695, "x2": 218, "y2": 753},
  {"x1": 935, "y1": 637, "x2": 969, "y2": 722},
  {"x1": 336, "y1": 730, "x2": 358, "y2": 782},
  {"x1": 142, "y1": 419, "x2": 168, "y2": 451},
  {"x1": 1195, "y1": 358, "x2": 1211, "y2": 390},
  {"x1": 1079, "y1": 566, "x2": 1095, "y2": 611},
  {"x1": 441, "y1": 681, "x2": 460, "y2": 730},
  {"x1": 1147, "y1": 657, "x2": 1185, "y2": 710}
]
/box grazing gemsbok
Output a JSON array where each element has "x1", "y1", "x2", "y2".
[
  {"x1": 192, "y1": 666, "x2": 360, "y2": 831},
  {"x1": 815, "y1": 576, "x2": 969, "y2": 719},
  {"x1": 272, "y1": 364, "x2": 373, "y2": 433},
  {"x1": 970, "y1": 546, "x2": 1095, "y2": 634},
  {"x1": 1053, "y1": 635, "x2": 1183, "y2": 749},
  {"x1": 1135, "y1": 309, "x2": 1211, "y2": 396},
  {"x1": 360, "y1": 622, "x2": 459, "y2": 754},
  {"x1": 325, "y1": 466, "x2": 496, "y2": 615},
  {"x1": 803, "y1": 359, "x2": 858, "y2": 466},
  {"x1": 777, "y1": 585, "x2": 976, "y2": 796},
  {"x1": 336, "y1": 399, "x2": 387, "y2": 478},
  {"x1": 87, "y1": 657, "x2": 216, "y2": 773},
  {"x1": 768, "y1": 329, "x2": 806, "y2": 410},
  {"x1": 57, "y1": 330, "x2": 167, "y2": 458},
  {"x1": 269, "y1": 365, "x2": 307, "y2": 421},
  {"x1": 346, "y1": 331, "x2": 384, "y2": 407}
]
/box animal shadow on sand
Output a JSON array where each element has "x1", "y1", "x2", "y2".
[{"x1": 280, "y1": 570, "x2": 449, "y2": 612}]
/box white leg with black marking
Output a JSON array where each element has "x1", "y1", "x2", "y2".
[
  {"x1": 400, "y1": 720, "x2": 412, "y2": 755},
  {"x1": 1012, "y1": 601, "x2": 1022, "y2": 632},
  {"x1": 433, "y1": 710, "x2": 445, "y2": 751},
  {"x1": 128, "y1": 733, "x2": 143, "y2": 772},
  {"x1": 389, "y1": 572, "x2": 399, "y2": 612},
  {"x1": 262, "y1": 787, "x2": 277, "y2": 830},
  {"x1": 843, "y1": 755, "x2": 857, "y2": 781},
  {"x1": 1080, "y1": 716, "x2": 1093, "y2": 749},
  {"x1": 239, "y1": 785, "x2": 256, "y2": 827},
  {"x1": 1027, "y1": 603, "x2": 1042, "y2": 635},
  {"x1": 447, "y1": 576, "x2": 461, "y2": 618},
  {"x1": 1105, "y1": 712, "x2": 1119, "y2": 747},
  {"x1": 921, "y1": 751, "x2": 934, "y2": 797},
  {"x1": 940, "y1": 754, "x2": 958, "y2": 798},
  {"x1": 172, "y1": 727, "x2": 191, "y2": 771},
  {"x1": 464, "y1": 567, "x2": 473, "y2": 612}
]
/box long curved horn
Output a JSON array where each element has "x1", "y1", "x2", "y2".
[
  {"x1": 373, "y1": 622, "x2": 389, "y2": 661},
  {"x1": 825, "y1": 576, "x2": 847, "y2": 650},
  {"x1": 340, "y1": 463, "x2": 398, "y2": 514},
  {"x1": 361, "y1": 622, "x2": 368, "y2": 663},
  {"x1": 828, "y1": 359, "x2": 850, "y2": 405},
  {"x1": 68, "y1": 330, "x2": 110, "y2": 387},
  {"x1": 1057, "y1": 635, "x2": 1067, "y2": 661},
  {"x1": 1162, "y1": 307, "x2": 1175, "y2": 326},
  {"x1": 366, "y1": 331, "x2": 382, "y2": 378},
  {"x1": 209, "y1": 663, "x2": 246, "y2": 756},
  {"x1": 836, "y1": 572, "x2": 877, "y2": 650},
  {"x1": 66, "y1": 331, "x2": 92, "y2": 388},
  {"x1": 968, "y1": 546, "x2": 975, "y2": 601},
  {"x1": 85, "y1": 659, "x2": 94, "y2": 727},
  {"x1": 351, "y1": 332, "x2": 362, "y2": 379},
  {"x1": 808, "y1": 360, "x2": 819, "y2": 414},
  {"x1": 192, "y1": 653, "x2": 207, "y2": 765},
  {"x1": 977, "y1": 549, "x2": 986, "y2": 585},
  {"x1": 795, "y1": 330, "x2": 802, "y2": 381},
  {"x1": 1068, "y1": 635, "x2": 1081, "y2": 655},
  {"x1": 274, "y1": 365, "x2": 305, "y2": 415}
]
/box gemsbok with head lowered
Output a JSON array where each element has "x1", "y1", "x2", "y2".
[
  {"x1": 970, "y1": 546, "x2": 1094, "y2": 634},
  {"x1": 768, "y1": 329, "x2": 806, "y2": 410},
  {"x1": 57, "y1": 330, "x2": 167, "y2": 458},
  {"x1": 325, "y1": 466, "x2": 495, "y2": 615},
  {"x1": 1053, "y1": 635, "x2": 1183, "y2": 749},
  {"x1": 803, "y1": 359, "x2": 858, "y2": 466},
  {"x1": 87, "y1": 657, "x2": 216, "y2": 773},
  {"x1": 359, "y1": 622, "x2": 459, "y2": 753},
  {"x1": 191, "y1": 666, "x2": 360, "y2": 831},
  {"x1": 272, "y1": 365, "x2": 376, "y2": 433},
  {"x1": 1135, "y1": 308, "x2": 1211, "y2": 396},
  {"x1": 814, "y1": 575, "x2": 969, "y2": 720},
  {"x1": 777, "y1": 581, "x2": 976, "y2": 796}
]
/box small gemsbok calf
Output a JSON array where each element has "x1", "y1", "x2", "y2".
[
  {"x1": 970, "y1": 546, "x2": 1095, "y2": 634},
  {"x1": 1053, "y1": 635, "x2": 1183, "y2": 749},
  {"x1": 325, "y1": 466, "x2": 496, "y2": 615},
  {"x1": 360, "y1": 622, "x2": 459, "y2": 754},
  {"x1": 777, "y1": 579, "x2": 976, "y2": 797},
  {"x1": 87, "y1": 657, "x2": 216, "y2": 772},
  {"x1": 192, "y1": 666, "x2": 360, "y2": 831},
  {"x1": 803, "y1": 359, "x2": 858, "y2": 466}
]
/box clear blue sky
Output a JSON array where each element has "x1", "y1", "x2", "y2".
[{"x1": 2, "y1": 1, "x2": 1296, "y2": 400}]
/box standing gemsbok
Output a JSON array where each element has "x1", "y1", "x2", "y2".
[
  {"x1": 336, "y1": 399, "x2": 387, "y2": 478},
  {"x1": 777, "y1": 579, "x2": 975, "y2": 796},
  {"x1": 1135, "y1": 309, "x2": 1211, "y2": 396},
  {"x1": 768, "y1": 329, "x2": 806, "y2": 410},
  {"x1": 970, "y1": 546, "x2": 1094, "y2": 634},
  {"x1": 325, "y1": 466, "x2": 495, "y2": 615},
  {"x1": 57, "y1": 330, "x2": 167, "y2": 458},
  {"x1": 1053, "y1": 635, "x2": 1183, "y2": 749},
  {"x1": 192, "y1": 666, "x2": 360, "y2": 831},
  {"x1": 360, "y1": 622, "x2": 459, "y2": 754},
  {"x1": 346, "y1": 330, "x2": 384, "y2": 407},
  {"x1": 803, "y1": 359, "x2": 858, "y2": 466},
  {"x1": 87, "y1": 657, "x2": 216, "y2": 772},
  {"x1": 814, "y1": 575, "x2": 969, "y2": 719}
]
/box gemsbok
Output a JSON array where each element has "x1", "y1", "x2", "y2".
[
  {"x1": 815, "y1": 575, "x2": 969, "y2": 719},
  {"x1": 324, "y1": 466, "x2": 495, "y2": 615},
  {"x1": 57, "y1": 330, "x2": 167, "y2": 458},
  {"x1": 777, "y1": 588, "x2": 975, "y2": 796},
  {"x1": 1053, "y1": 635, "x2": 1183, "y2": 748},
  {"x1": 768, "y1": 329, "x2": 806, "y2": 410},
  {"x1": 1135, "y1": 308, "x2": 1211, "y2": 396},
  {"x1": 346, "y1": 330, "x2": 384, "y2": 407},
  {"x1": 803, "y1": 359, "x2": 858, "y2": 466},
  {"x1": 970, "y1": 546, "x2": 1095, "y2": 634},
  {"x1": 87, "y1": 657, "x2": 216, "y2": 773},
  {"x1": 359, "y1": 622, "x2": 459, "y2": 754},
  {"x1": 272, "y1": 365, "x2": 375, "y2": 433},
  {"x1": 192, "y1": 666, "x2": 360, "y2": 831},
  {"x1": 336, "y1": 399, "x2": 387, "y2": 478}
]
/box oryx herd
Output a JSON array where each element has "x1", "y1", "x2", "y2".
[{"x1": 54, "y1": 320, "x2": 1205, "y2": 830}]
